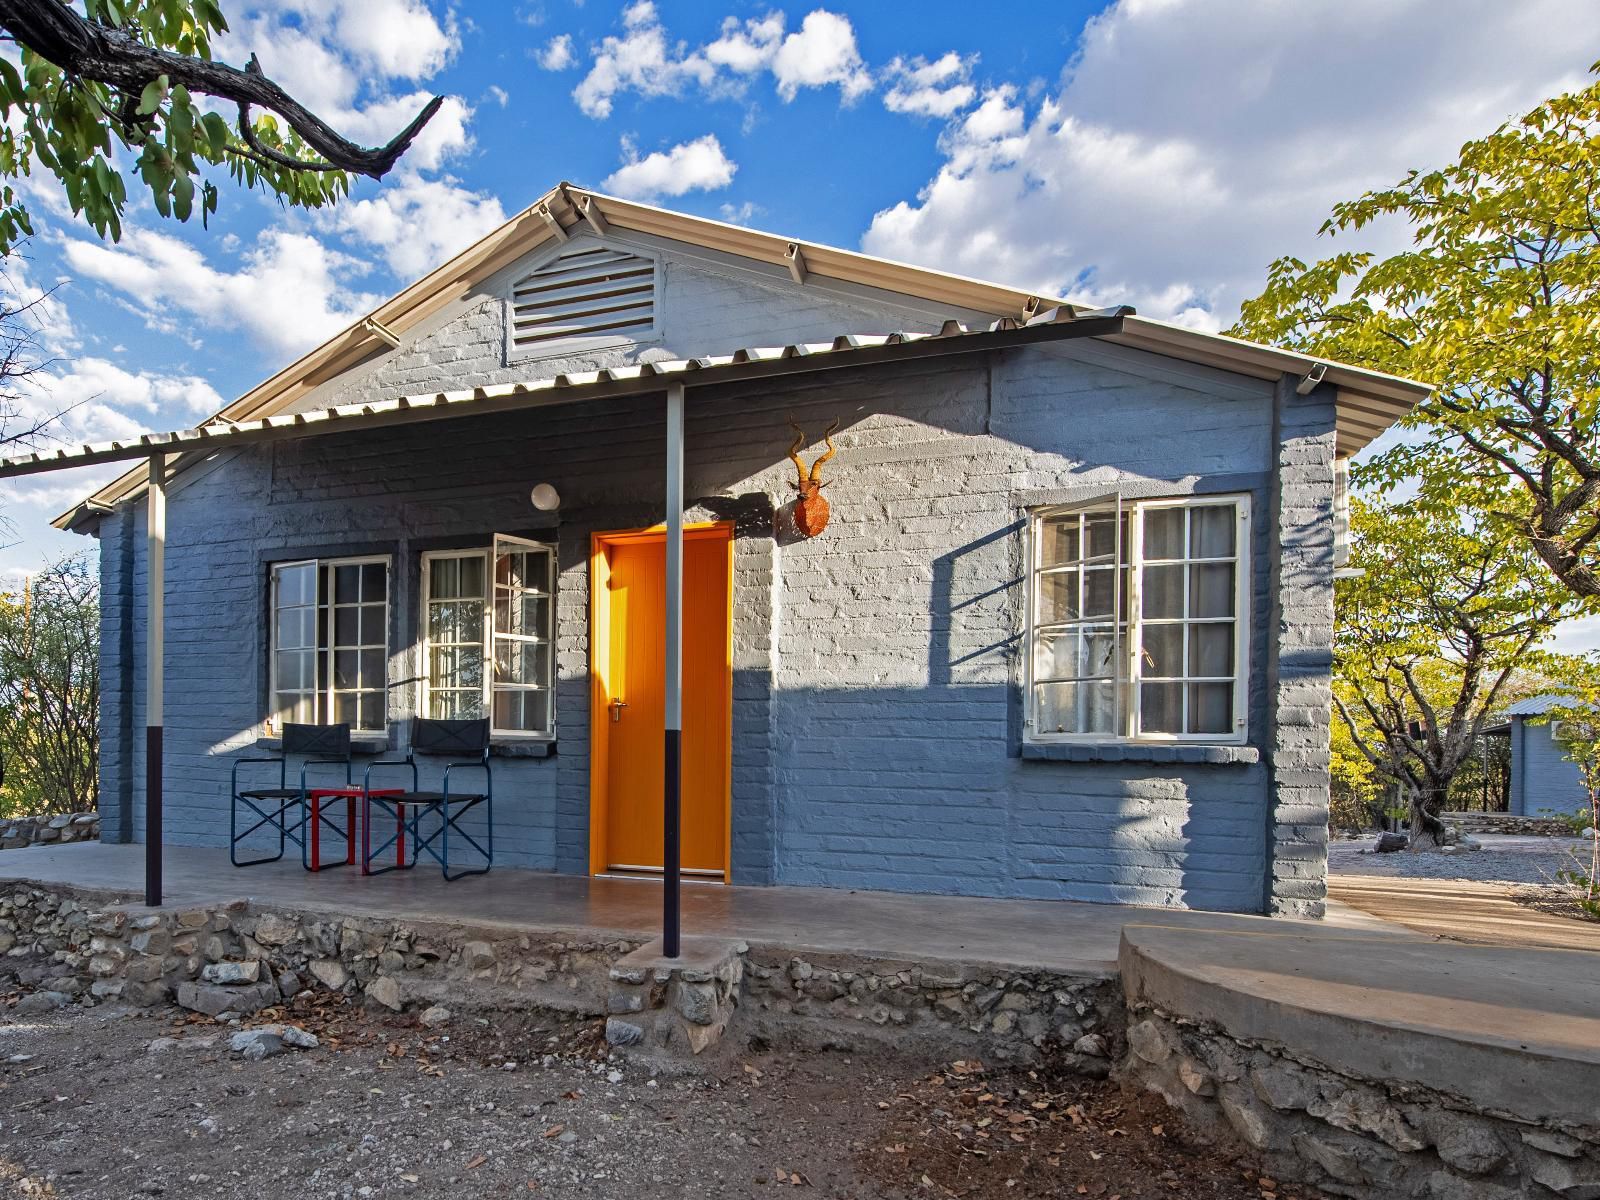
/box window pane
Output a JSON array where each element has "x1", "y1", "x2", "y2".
[
  {"x1": 458, "y1": 555, "x2": 486, "y2": 598},
  {"x1": 1035, "y1": 626, "x2": 1117, "y2": 681},
  {"x1": 361, "y1": 562, "x2": 387, "y2": 602},
  {"x1": 334, "y1": 605, "x2": 359, "y2": 645},
  {"x1": 1190, "y1": 623, "x2": 1234, "y2": 677},
  {"x1": 1190, "y1": 505, "x2": 1236, "y2": 558},
  {"x1": 494, "y1": 689, "x2": 548, "y2": 732},
  {"x1": 275, "y1": 608, "x2": 313, "y2": 651},
  {"x1": 334, "y1": 691, "x2": 359, "y2": 726},
  {"x1": 431, "y1": 689, "x2": 483, "y2": 720},
  {"x1": 1142, "y1": 563, "x2": 1184, "y2": 620},
  {"x1": 1143, "y1": 509, "x2": 1184, "y2": 560},
  {"x1": 429, "y1": 556, "x2": 459, "y2": 600},
  {"x1": 1140, "y1": 624, "x2": 1182, "y2": 678},
  {"x1": 1140, "y1": 681, "x2": 1183, "y2": 734},
  {"x1": 1189, "y1": 683, "x2": 1233, "y2": 734},
  {"x1": 495, "y1": 640, "x2": 549, "y2": 686},
  {"x1": 334, "y1": 649, "x2": 358, "y2": 689},
  {"x1": 1082, "y1": 567, "x2": 1115, "y2": 619},
  {"x1": 1039, "y1": 517, "x2": 1079, "y2": 567},
  {"x1": 429, "y1": 600, "x2": 479, "y2": 644},
  {"x1": 359, "y1": 604, "x2": 386, "y2": 645},
  {"x1": 334, "y1": 563, "x2": 360, "y2": 603},
  {"x1": 430, "y1": 646, "x2": 484, "y2": 690},
  {"x1": 358, "y1": 693, "x2": 385, "y2": 732},
  {"x1": 1190, "y1": 563, "x2": 1234, "y2": 619},
  {"x1": 1084, "y1": 512, "x2": 1118, "y2": 561},
  {"x1": 275, "y1": 649, "x2": 311, "y2": 691},
  {"x1": 495, "y1": 593, "x2": 549, "y2": 639},
  {"x1": 1035, "y1": 681, "x2": 1116, "y2": 736},
  {"x1": 277, "y1": 562, "x2": 316, "y2": 607},
  {"x1": 359, "y1": 649, "x2": 385, "y2": 690},
  {"x1": 1037, "y1": 570, "x2": 1079, "y2": 624}
]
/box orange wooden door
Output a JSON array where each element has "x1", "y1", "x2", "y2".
[{"x1": 599, "y1": 528, "x2": 731, "y2": 876}]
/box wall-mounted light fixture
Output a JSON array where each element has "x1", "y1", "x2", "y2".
[{"x1": 530, "y1": 483, "x2": 561, "y2": 512}]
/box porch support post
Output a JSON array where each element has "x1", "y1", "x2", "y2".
[
  {"x1": 663, "y1": 382, "x2": 684, "y2": 958},
  {"x1": 144, "y1": 454, "x2": 167, "y2": 907}
]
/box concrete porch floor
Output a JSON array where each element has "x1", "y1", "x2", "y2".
[{"x1": 0, "y1": 841, "x2": 1318, "y2": 974}]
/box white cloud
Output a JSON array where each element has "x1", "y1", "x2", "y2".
[
  {"x1": 61, "y1": 227, "x2": 381, "y2": 358},
  {"x1": 602, "y1": 134, "x2": 737, "y2": 200},
  {"x1": 572, "y1": 5, "x2": 869, "y2": 117},
  {"x1": 248, "y1": 0, "x2": 460, "y2": 80},
  {"x1": 537, "y1": 33, "x2": 576, "y2": 71},
  {"x1": 882, "y1": 52, "x2": 977, "y2": 118},
  {"x1": 863, "y1": 0, "x2": 1600, "y2": 329},
  {"x1": 770, "y1": 10, "x2": 871, "y2": 103},
  {"x1": 329, "y1": 172, "x2": 508, "y2": 280},
  {"x1": 485, "y1": 85, "x2": 510, "y2": 108},
  {"x1": 719, "y1": 200, "x2": 764, "y2": 226}
]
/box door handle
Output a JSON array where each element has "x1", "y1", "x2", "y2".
[{"x1": 609, "y1": 698, "x2": 628, "y2": 723}]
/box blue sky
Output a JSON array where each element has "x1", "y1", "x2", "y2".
[{"x1": 3, "y1": 0, "x2": 1599, "y2": 641}]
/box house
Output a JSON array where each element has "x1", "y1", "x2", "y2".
[
  {"x1": 12, "y1": 184, "x2": 1428, "y2": 919},
  {"x1": 1495, "y1": 695, "x2": 1590, "y2": 818}
]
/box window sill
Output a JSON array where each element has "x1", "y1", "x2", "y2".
[
  {"x1": 1021, "y1": 742, "x2": 1259, "y2": 766},
  {"x1": 491, "y1": 740, "x2": 555, "y2": 759},
  {"x1": 254, "y1": 736, "x2": 391, "y2": 755},
  {"x1": 252, "y1": 737, "x2": 555, "y2": 759}
]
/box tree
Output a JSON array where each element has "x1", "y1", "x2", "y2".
[
  {"x1": 1334, "y1": 494, "x2": 1574, "y2": 848},
  {"x1": 1233, "y1": 68, "x2": 1600, "y2": 603},
  {"x1": 0, "y1": 0, "x2": 443, "y2": 253},
  {"x1": 1535, "y1": 658, "x2": 1600, "y2": 915},
  {"x1": 0, "y1": 553, "x2": 98, "y2": 816}
]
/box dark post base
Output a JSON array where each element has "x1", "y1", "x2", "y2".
[
  {"x1": 145, "y1": 725, "x2": 162, "y2": 907},
  {"x1": 663, "y1": 728, "x2": 681, "y2": 958}
]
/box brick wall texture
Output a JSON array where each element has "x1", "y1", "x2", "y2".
[{"x1": 92, "y1": 231, "x2": 1336, "y2": 914}]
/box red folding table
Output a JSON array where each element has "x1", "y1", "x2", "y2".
[{"x1": 305, "y1": 787, "x2": 402, "y2": 872}]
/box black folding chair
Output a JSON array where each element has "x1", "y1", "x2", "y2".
[
  {"x1": 362, "y1": 718, "x2": 493, "y2": 881},
  {"x1": 229, "y1": 723, "x2": 352, "y2": 867}
]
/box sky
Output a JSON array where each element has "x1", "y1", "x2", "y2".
[{"x1": 1, "y1": 0, "x2": 1598, "y2": 644}]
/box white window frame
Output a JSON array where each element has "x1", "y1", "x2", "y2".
[
  {"x1": 267, "y1": 554, "x2": 392, "y2": 738},
  {"x1": 418, "y1": 538, "x2": 556, "y2": 740},
  {"x1": 1024, "y1": 494, "x2": 1251, "y2": 745}
]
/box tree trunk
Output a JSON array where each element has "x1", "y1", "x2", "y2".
[{"x1": 1408, "y1": 784, "x2": 1450, "y2": 850}]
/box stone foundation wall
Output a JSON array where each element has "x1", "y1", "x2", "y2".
[
  {"x1": 1, "y1": 883, "x2": 1119, "y2": 1067},
  {"x1": 0, "y1": 883, "x2": 640, "y2": 1016},
  {"x1": 1440, "y1": 812, "x2": 1575, "y2": 837},
  {"x1": 0, "y1": 812, "x2": 99, "y2": 849},
  {"x1": 1122, "y1": 1009, "x2": 1600, "y2": 1200},
  {"x1": 741, "y1": 950, "x2": 1125, "y2": 1071}
]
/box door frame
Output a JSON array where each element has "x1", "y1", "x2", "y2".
[{"x1": 588, "y1": 520, "x2": 735, "y2": 881}]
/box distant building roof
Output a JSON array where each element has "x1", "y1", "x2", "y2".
[{"x1": 1504, "y1": 694, "x2": 1583, "y2": 717}]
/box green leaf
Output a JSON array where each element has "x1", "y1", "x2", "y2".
[{"x1": 137, "y1": 75, "x2": 169, "y2": 116}]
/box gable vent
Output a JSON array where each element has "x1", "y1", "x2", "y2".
[{"x1": 509, "y1": 246, "x2": 656, "y2": 351}]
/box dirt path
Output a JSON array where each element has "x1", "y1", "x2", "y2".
[
  {"x1": 1330, "y1": 874, "x2": 1600, "y2": 952},
  {"x1": 0, "y1": 989, "x2": 1297, "y2": 1200}
]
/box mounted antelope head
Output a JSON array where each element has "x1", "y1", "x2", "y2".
[{"x1": 786, "y1": 418, "x2": 840, "y2": 537}]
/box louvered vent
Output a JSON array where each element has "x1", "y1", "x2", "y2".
[{"x1": 508, "y1": 246, "x2": 656, "y2": 352}]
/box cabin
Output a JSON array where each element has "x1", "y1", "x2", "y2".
[{"x1": 19, "y1": 185, "x2": 1428, "y2": 918}]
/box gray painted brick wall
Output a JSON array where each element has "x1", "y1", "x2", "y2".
[{"x1": 92, "y1": 236, "x2": 1334, "y2": 913}]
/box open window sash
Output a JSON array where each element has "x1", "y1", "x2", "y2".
[{"x1": 490, "y1": 534, "x2": 554, "y2": 736}]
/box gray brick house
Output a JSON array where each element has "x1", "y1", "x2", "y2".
[{"x1": 33, "y1": 186, "x2": 1426, "y2": 917}]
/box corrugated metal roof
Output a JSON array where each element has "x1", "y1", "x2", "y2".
[
  {"x1": 47, "y1": 182, "x2": 1431, "y2": 529},
  {"x1": 1502, "y1": 694, "x2": 1586, "y2": 717},
  {"x1": 0, "y1": 306, "x2": 1128, "y2": 486}
]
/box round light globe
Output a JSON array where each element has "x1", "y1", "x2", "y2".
[{"x1": 529, "y1": 482, "x2": 561, "y2": 512}]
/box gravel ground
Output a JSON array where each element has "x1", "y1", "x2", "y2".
[
  {"x1": 1328, "y1": 833, "x2": 1591, "y2": 884},
  {"x1": 0, "y1": 977, "x2": 1300, "y2": 1200}
]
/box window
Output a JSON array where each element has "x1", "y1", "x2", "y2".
[
  {"x1": 269, "y1": 556, "x2": 390, "y2": 736},
  {"x1": 420, "y1": 536, "x2": 554, "y2": 737},
  {"x1": 1026, "y1": 496, "x2": 1250, "y2": 743},
  {"x1": 507, "y1": 245, "x2": 657, "y2": 359}
]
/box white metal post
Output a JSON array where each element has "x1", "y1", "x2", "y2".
[
  {"x1": 663, "y1": 382, "x2": 684, "y2": 957},
  {"x1": 145, "y1": 454, "x2": 167, "y2": 906}
]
